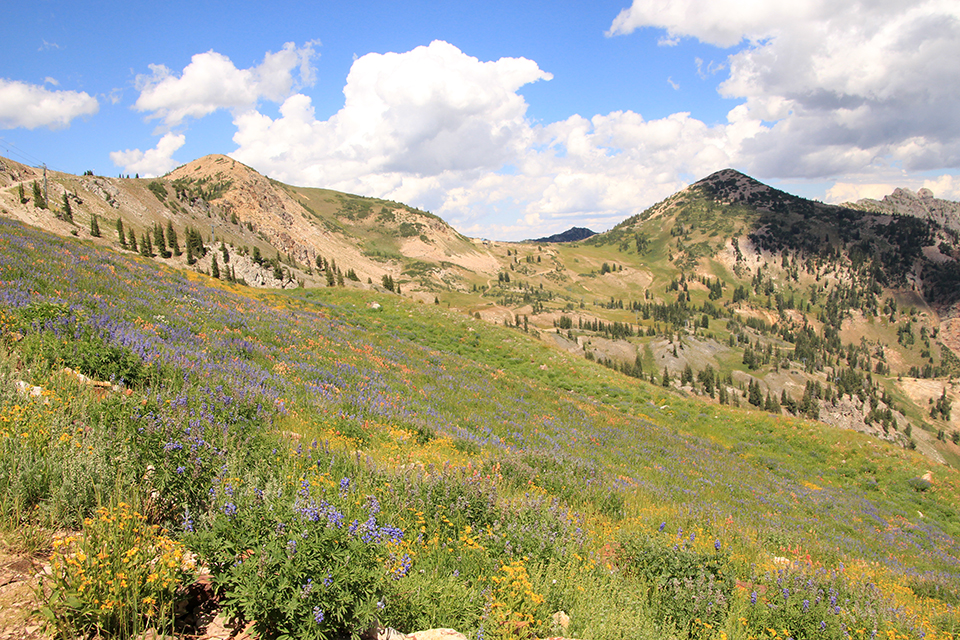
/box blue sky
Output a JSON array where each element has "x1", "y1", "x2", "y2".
[{"x1": 2, "y1": 0, "x2": 958, "y2": 239}]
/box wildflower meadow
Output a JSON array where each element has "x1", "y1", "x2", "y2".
[{"x1": 0, "y1": 217, "x2": 957, "y2": 639}]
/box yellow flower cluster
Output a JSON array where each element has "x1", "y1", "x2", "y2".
[
  {"x1": 488, "y1": 560, "x2": 545, "y2": 640},
  {"x1": 47, "y1": 502, "x2": 194, "y2": 637}
]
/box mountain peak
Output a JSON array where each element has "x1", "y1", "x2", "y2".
[
  {"x1": 695, "y1": 168, "x2": 752, "y2": 184},
  {"x1": 690, "y1": 169, "x2": 775, "y2": 205},
  {"x1": 530, "y1": 226, "x2": 596, "y2": 243}
]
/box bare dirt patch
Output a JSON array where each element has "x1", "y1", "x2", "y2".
[
  {"x1": 0, "y1": 550, "x2": 48, "y2": 640},
  {"x1": 649, "y1": 336, "x2": 730, "y2": 374}
]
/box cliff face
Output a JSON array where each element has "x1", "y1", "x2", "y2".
[{"x1": 847, "y1": 187, "x2": 960, "y2": 233}]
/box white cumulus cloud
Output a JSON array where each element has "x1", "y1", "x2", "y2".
[
  {"x1": 228, "y1": 41, "x2": 757, "y2": 237},
  {"x1": 232, "y1": 40, "x2": 551, "y2": 181},
  {"x1": 110, "y1": 132, "x2": 186, "y2": 177},
  {"x1": 227, "y1": 40, "x2": 768, "y2": 238},
  {"x1": 825, "y1": 182, "x2": 899, "y2": 204},
  {"x1": 608, "y1": 0, "x2": 960, "y2": 180},
  {"x1": 118, "y1": 8, "x2": 960, "y2": 241},
  {"x1": 922, "y1": 174, "x2": 960, "y2": 201},
  {"x1": 0, "y1": 79, "x2": 98, "y2": 130},
  {"x1": 134, "y1": 42, "x2": 318, "y2": 129}
]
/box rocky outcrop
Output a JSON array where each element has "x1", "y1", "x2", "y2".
[{"x1": 847, "y1": 187, "x2": 960, "y2": 233}]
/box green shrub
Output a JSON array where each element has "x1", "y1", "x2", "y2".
[
  {"x1": 736, "y1": 567, "x2": 889, "y2": 640},
  {"x1": 147, "y1": 180, "x2": 167, "y2": 202},
  {"x1": 617, "y1": 533, "x2": 732, "y2": 638},
  {"x1": 20, "y1": 331, "x2": 144, "y2": 386},
  {"x1": 13, "y1": 302, "x2": 145, "y2": 386},
  {"x1": 191, "y1": 472, "x2": 402, "y2": 640}
]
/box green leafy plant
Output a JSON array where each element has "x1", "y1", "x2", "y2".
[
  {"x1": 617, "y1": 533, "x2": 732, "y2": 639},
  {"x1": 192, "y1": 478, "x2": 400, "y2": 640}
]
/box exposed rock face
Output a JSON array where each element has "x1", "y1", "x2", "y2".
[{"x1": 847, "y1": 187, "x2": 960, "y2": 233}]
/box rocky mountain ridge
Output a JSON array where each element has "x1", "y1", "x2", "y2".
[{"x1": 845, "y1": 186, "x2": 960, "y2": 234}]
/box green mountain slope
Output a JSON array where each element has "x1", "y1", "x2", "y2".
[
  {"x1": 2, "y1": 155, "x2": 960, "y2": 467},
  {"x1": 0, "y1": 216, "x2": 958, "y2": 639}
]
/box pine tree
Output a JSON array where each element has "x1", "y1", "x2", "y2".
[
  {"x1": 90, "y1": 214, "x2": 101, "y2": 237},
  {"x1": 934, "y1": 388, "x2": 952, "y2": 420},
  {"x1": 184, "y1": 226, "x2": 205, "y2": 258},
  {"x1": 117, "y1": 218, "x2": 127, "y2": 248},
  {"x1": 326, "y1": 268, "x2": 336, "y2": 287},
  {"x1": 221, "y1": 243, "x2": 229, "y2": 263},
  {"x1": 128, "y1": 228, "x2": 138, "y2": 252},
  {"x1": 62, "y1": 192, "x2": 73, "y2": 222},
  {"x1": 166, "y1": 221, "x2": 181, "y2": 256},
  {"x1": 154, "y1": 223, "x2": 170, "y2": 258},
  {"x1": 18, "y1": 182, "x2": 26, "y2": 204},
  {"x1": 211, "y1": 253, "x2": 220, "y2": 279},
  {"x1": 187, "y1": 242, "x2": 195, "y2": 266},
  {"x1": 141, "y1": 232, "x2": 154, "y2": 257},
  {"x1": 769, "y1": 392, "x2": 781, "y2": 413},
  {"x1": 31, "y1": 181, "x2": 46, "y2": 209}
]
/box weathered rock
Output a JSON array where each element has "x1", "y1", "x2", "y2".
[
  {"x1": 551, "y1": 610, "x2": 571, "y2": 632},
  {"x1": 407, "y1": 630, "x2": 468, "y2": 640},
  {"x1": 201, "y1": 612, "x2": 257, "y2": 640}
]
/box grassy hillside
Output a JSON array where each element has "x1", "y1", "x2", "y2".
[
  {"x1": 4, "y1": 154, "x2": 960, "y2": 467},
  {"x1": 0, "y1": 217, "x2": 958, "y2": 639}
]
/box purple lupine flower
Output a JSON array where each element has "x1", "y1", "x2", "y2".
[
  {"x1": 300, "y1": 579, "x2": 313, "y2": 599},
  {"x1": 181, "y1": 510, "x2": 194, "y2": 533}
]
